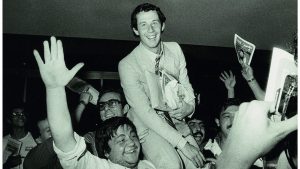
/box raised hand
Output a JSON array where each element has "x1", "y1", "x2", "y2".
[
  {"x1": 241, "y1": 64, "x2": 254, "y2": 81},
  {"x1": 216, "y1": 101, "x2": 297, "y2": 169},
  {"x1": 33, "y1": 36, "x2": 84, "y2": 89},
  {"x1": 219, "y1": 70, "x2": 236, "y2": 90},
  {"x1": 80, "y1": 87, "x2": 92, "y2": 105}
]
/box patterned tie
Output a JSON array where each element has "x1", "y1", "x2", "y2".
[
  {"x1": 154, "y1": 47, "x2": 176, "y2": 129},
  {"x1": 155, "y1": 55, "x2": 161, "y2": 75}
]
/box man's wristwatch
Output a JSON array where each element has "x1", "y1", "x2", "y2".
[
  {"x1": 80, "y1": 100, "x2": 87, "y2": 106},
  {"x1": 247, "y1": 78, "x2": 255, "y2": 83},
  {"x1": 176, "y1": 137, "x2": 188, "y2": 149}
]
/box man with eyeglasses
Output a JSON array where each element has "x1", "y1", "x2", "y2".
[
  {"x1": 3, "y1": 107, "x2": 37, "y2": 169},
  {"x1": 32, "y1": 36, "x2": 156, "y2": 169},
  {"x1": 74, "y1": 89, "x2": 129, "y2": 156}
]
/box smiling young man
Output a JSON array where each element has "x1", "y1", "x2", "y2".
[
  {"x1": 95, "y1": 117, "x2": 148, "y2": 168},
  {"x1": 204, "y1": 99, "x2": 264, "y2": 168},
  {"x1": 33, "y1": 36, "x2": 155, "y2": 169},
  {"x1": 118, "y1": 3, "x2": 204, "y2": 169}
]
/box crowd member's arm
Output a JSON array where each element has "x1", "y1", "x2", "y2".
[
  {"x1": 119, "y1": 60, "x2": 205, "y2": 168},
  {"x1": 216, "y1": 101, "x2": 297, "y2": 169},
  {"x1": 74, "y1": 91, "x2": 92, "y2": 122},
  {"x1": 219, "y1": 70, "x2": 236, "y2": 98},
  {"x1": 3, "y1": 155, "x2": 21, "y2": 169},
  {"x1": 33, "y1": 36, "x2": 84, "y2": 152},
  {"x1": 241, "y1": 65, "x2": 265, "y2": 100}
]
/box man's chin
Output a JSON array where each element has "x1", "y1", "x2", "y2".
[{"x1": 123, "y1": 158, "x2": 139, "y2": 168}]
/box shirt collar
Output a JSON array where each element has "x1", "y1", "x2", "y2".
[{"x1": 137, "y1": 42, "x2": 164, "y2": 62}]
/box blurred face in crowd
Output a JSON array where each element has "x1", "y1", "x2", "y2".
[
  {"x1": 98, "y1": 92, "x2": 124, "y2": 121},
  {"x1": 216, "y1": 105, "x2": 239, "y2": 138},
  {"x1": 37, "y1": 119, "x2": 52, "y2": 142},
  {"x1": 133, "y1": 10, "x2": 165, "y2": 53},
  {"x1": 10, "y1": 108, "x2": 26, "y2": 127},
  {"x1": 106, "y1": 124, "x2": 141, "y2": 168},
  {"x1": 188, "y1": 119, "x2": 206, "y2": 146}
]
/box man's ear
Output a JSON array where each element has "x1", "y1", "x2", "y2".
[
  {"x1": 104, "y1": 152, "x2": 110, "y2": 159},
  {"x1": 215, "y1": 118, "x2": 220, "y2": 127},
  {"x1": 35, "y1": 137, "x2": 42, "y2": 144},
  {"x1": 122, "y1": 104, "x2": 130, "y2": 114},
  {"x1": 133, "y1": 28, "x2": 139, "y2": 36},
  {"x1": 161, "y1": 22, "x2": 165, "y2": 32}
]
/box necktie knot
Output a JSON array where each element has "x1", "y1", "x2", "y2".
[{"x1": 155, "y1": 55, "x2": 161, "y2": 75}]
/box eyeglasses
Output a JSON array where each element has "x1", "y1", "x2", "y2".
[
  {"x1": 11, "y1": 111, "x2": 25, "y2": 117},
  {"x1": 98, "y1": 99, "x2": 121, "y2": 111}
]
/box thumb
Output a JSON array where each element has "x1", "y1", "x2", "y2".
[
  {"x1": 270, "y1": 115, "x2": 297, "y2": 141},
  {"x1": 169, "y1": 108, "x2": 180, "y2": 115},
  {"x1": 70, "y1": 63, "x2": 84, "y2": 77}
]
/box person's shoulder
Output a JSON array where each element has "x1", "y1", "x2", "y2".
[
  {"x1": 164, "y1": 41, "x2": 180, "y2": 49},
  {"x1": 3, "y1": 134, "x2": 11, "y2": 140},
  {"x1": 119, "y1": 48, "x2": 140, "y2": 70}
]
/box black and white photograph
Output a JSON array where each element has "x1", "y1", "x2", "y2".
[{"x1": 2, "y1": 1, "x2": 297, "y2": 169}]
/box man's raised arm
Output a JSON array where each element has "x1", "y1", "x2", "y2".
[{"x1": 33, "y1": 36, "x2": 84, "y2": 152}]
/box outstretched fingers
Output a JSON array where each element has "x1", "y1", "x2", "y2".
[
  {"x1": 43, "y1": 41, "x2": 51, "y2": 63},
  {"x1": 69, "y1": 63, "x2": 85, "y2": 78},
  {"x1": 270, "y1": 115, "x2": 297, "y2": 140},
  {"x1": 50, "y1": 36, "x2": 58, "y2": 60},
  {"x1": 57, "y1": 40, "x2": 64, "y2": 61},
  {"x1": 33, "y1": 50, "x2": 44, "y2": 68}
]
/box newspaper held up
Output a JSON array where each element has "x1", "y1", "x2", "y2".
[
  {"x1": 234, "y1": 34, "x2": 256, "y2": 66},
  {"x1": 264, "y1": 48, "x2": 297, "y2": 121}
]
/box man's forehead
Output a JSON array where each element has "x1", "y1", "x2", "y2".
[
  {"x1": 100, "y1": 92, "x2": 121, "y2": 102},
  {"x1": 188, "y1": 119, "x2": 204, "y2": 125},
  {"x1": 38, "y1": 119, "x2": 50, "y2": 129},
  {"x1": 11, "y1": 108, "x2": 24, "y2": 113},
  {"x1": 221, "y1": 105, "x2": 239, "y2": 115},
  {"x1": 136, "y1": 10, "x2": 159, "y2": 22},
  {"x1": 112, "y1": 124, "x2": 135, "y2": 137}
]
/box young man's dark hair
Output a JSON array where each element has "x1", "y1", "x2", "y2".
[
  {"x1": 97, "y1": 88, "x2": 127, "y2": 108},
  {"x1": 216, "y1": 98, "x2": 241, "y2": 118},
  {"x1": 130, "y1": 3, "x2": 166, "y2": 37},
  {"x1": 95, "y1": 116, "x2": 137, "y2": 158}
]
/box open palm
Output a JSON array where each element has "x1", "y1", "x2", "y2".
[
  {"x1": 33, "y1": 36, "x2": 84, "y2": 89},
  {"x1": 219, "y1": 70, "x2": 236, "y2": 90}
]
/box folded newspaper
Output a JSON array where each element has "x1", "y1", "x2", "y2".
[
  {"x1": 5, "y1": 138, "x2": 22, "y2": 156},
  {"x1": 234, "y1": 34, "x2": 256, "y2": 66},
  {"x1": 145, "y1": 70, "x2": 195, "y2": 111},
  {"x1": 67, "y1": 77, "x2": 99, "y2": 105},
  {"x1": 264, "y1": 48, "x2": 297, "y2": 121}
]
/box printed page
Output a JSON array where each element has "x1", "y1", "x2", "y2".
[
  {"x1": 234, "y1": 34, "x2": 256, "y2": 66},
  {"x1": 264, "y1": 48, "x2": 297, "y2": 121}
]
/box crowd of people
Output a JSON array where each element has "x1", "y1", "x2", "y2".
[{"x1": 3, "y1": 3, "x2": 297, "y2": 169}]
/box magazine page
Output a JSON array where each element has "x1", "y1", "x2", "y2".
[
  {"x1": 161, "y1": 70, "x2": 195, "y2": 109},
  {"x1": 5, "y1": 138, "x2": 22, "y2": 156},
  {"x1": 145, "y1": 70, "x2": 172, "y2": 112},
  {"x1": 67, "y1": 77, "x2": 99, "y2": 105},
  {"x1": 234, "y1": 34, "x2": 256, "y2": 66},
  {"x1": 264, "y1": 48, "x2": 297, "y2": 121}
]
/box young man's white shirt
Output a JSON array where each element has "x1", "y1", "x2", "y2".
[
  {"x1": 3, "y1": 132, "x2": 37, "y2": 169},
  {"x1": 53, "y1": 132, "x2": 156, "y2": 169}
]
